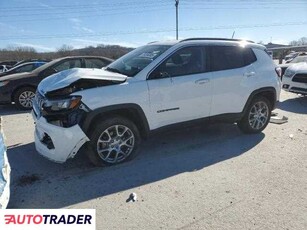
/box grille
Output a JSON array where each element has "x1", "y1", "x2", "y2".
[
  {"x1": 33, "y1": 91, "x2": 45, "y2": 117},
  {"x1": 290, "y1": 87, "x2": 307, "y2": 93},
  {"x1": 292, "y1": 74, "x2": 307, "y2": 83}
]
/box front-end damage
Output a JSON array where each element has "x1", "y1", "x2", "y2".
[{"x1": 32, "y1": 68, "x2": 127, "y2": 163}]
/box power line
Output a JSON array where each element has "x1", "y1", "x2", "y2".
[{"x1": 1, "y1": 21, "x2": 306, "y2": 41}]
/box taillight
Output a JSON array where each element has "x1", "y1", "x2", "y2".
[{"x1": 275, "y1": 67, "x2": 282, "y2": 78}]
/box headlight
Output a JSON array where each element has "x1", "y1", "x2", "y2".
[
  {"x1": 0, "y1": 81, "x2": 9, "y2": 87},
  {"x1": 284, "y1": 69, "x2": 295, "y2": 78},
  {"x1": 43, "y1": 96, "x2": 81, "y2": 111}
]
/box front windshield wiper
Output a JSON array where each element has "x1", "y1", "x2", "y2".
[{"x1": 105, "y1": 67, "x2": 123, "y2": 75}]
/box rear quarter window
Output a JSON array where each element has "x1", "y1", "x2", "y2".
[
  {"x1": 244, "y1": 48, "x2": 257, "y2": 65},
  {"x1": 210, "y1": 46, "x2": 256, "y2": 71}
]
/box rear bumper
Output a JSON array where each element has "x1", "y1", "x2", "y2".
[{"x1": 32, "y1": 111, "x2": 89, "y2": 163}]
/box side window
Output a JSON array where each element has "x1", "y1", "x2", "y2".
[
  {"x1": 152, "y1": 46, "x2": 204, "y2": 79},
  {"x1": 85, "y1": 58, "x2": 107, "y2": 68},
  {"x1": 211, "y1": 46, "x2": 246, "y2": 71},
  {"x1": 53, "y1": 59, "x2": 82, "y2": 72},
  {"x1": 16, "y1": 64, "x2": 34, "y2": 73}
]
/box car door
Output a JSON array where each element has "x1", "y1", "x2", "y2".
[
  {"x1": 209, "y1": 45, "x2": 257, "y2": 116},
  {"x1": 147, "y1": 46, "x2": 213, "y2": 129}
]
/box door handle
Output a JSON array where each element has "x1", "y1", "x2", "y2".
[
  {"x1": 244, "y1": 71, "x2": 255, "y2": 77},
  {"x1": 195, "y1": 78, "x2": 210, "y2": 84}
]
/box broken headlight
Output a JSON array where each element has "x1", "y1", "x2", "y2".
[{"x1": 43, "y1": 96, "x2": 81, "y2": 112}]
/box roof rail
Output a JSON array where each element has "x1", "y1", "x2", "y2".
[
  {"x1": 180, "y1": 38, "x2": 255, "y2": 43},
  {"x1": 147, "y1": 41, "x2": 158, "y2": 44}
]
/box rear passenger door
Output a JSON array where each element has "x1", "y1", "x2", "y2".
[
  {"x1": 53, "y1": 59, "x2": 82, "y2": 72},
  {"x1": 209, "y1": 46, "x2": 257, "y2": 116}
]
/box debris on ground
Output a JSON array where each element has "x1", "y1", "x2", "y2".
[
  {"x1": 270, "y1": 112, "x2": 288, "y2": 124},
  {"x1": 17, "y1": 174, "x2": 41, "y2": 187},
  {"x1": 289, "y1": 134, "x2": 294, "y2": 139},
  {"x1": 126, "y1": 193, "x2": 137, "y2": 202}
]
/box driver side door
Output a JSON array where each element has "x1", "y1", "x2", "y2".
[{"x1": 147, "y1": 46, "x2": 213, "y2": 129}]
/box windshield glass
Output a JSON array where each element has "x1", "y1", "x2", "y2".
[
  {"x1": 291, "y1": 56, "x2": 307, "y2": 63},
  {"x1": 106, "y1": 45, "x2": 171, "y2": 77}
]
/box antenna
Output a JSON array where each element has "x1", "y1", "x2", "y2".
[
  {"x1": 232, "y1": 31, "x2": 235, "y2": 39},
  {"x1": 175, "y1": 0, "x2": 179, "y2": 40}
]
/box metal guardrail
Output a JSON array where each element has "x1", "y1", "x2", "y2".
[{"x1": 0, "y1": 117, "x2": 11, "y2": 209}]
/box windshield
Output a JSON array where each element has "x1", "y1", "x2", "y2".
[
  {"x1": 106, "y1": 45, "x2": 171, "y2": 77},
  {"x1": 291, "y1": 56, "x2": 307, "y2": 63}
]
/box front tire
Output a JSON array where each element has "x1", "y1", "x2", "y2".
[
  {"x1": 13, "y1": 87, "x2": 36, "y2": 110},
  {"x1": 238, "y1": 96, "x2": 271, "y2": 134},
  {"x1": 86, "y1": 116, "x2": 141, "y2": 166}
]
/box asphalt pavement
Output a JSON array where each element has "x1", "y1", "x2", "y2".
[{"x1": 1, "y1": 91, "x2": 306, "y2": 229}]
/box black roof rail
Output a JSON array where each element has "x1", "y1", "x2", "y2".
[{"x1": 180, "y1": 38, "x2": 255, "y2": 43}]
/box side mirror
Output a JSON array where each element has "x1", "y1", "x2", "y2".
[{"x1": 149, "y1": 70, "x2": 170, "y2": 79}]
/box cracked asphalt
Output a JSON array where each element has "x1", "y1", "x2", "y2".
[{"x1": 0, "y1": 90, "x2": 306, "y2": 229}]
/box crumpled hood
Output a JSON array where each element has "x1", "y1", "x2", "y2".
[{"x1": 38, "y1": 68, "x2": 127, "y2": 94}]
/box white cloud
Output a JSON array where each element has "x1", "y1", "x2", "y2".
[
  {"x1": 71, "y1": 38, "x2": 139, "y2": 48},
  {"x1": 72, "y1": 26, "x2": 94, "y2": 33},
  {"x1": 69, "y1": 18, "x2": 94, "y2": 34},
  {"x1": 13, "y1": 42, "x2": 55, "y2": 52},
  {"x1": 69, "y1": 18, "x2": 82, "y2": 24}
]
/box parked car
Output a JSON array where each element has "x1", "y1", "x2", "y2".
[
  {"x1": 0, "y1": 61, "x2": 47, "y2": 77},
  {"x1": 0, "y1": 65, "x2": 9, "y2": 73},
  {"x1": 284, "y1": 51, "x2": 299, "y2": 63},
  {"x1": 282, "y1": 62, "x2": 307, "y2": 95},
  {"x1": 12, "y1": 59, "x2": 50, "y2": 68},
  {"x1": 0, "y1": 118, "x2": 10, "y2": 209},
  {"x1": 0, "y1": 61, "x2": 18, "y2": 70},
  {"x1": 32, "y1": 38, "x2": 281, "y2": 166},
  {"x1": 279, "y1": 55, "x2": 307, "y2": 76},
  {"x1": 0, "y1": 56, "x2": 113, "y2": 109}
]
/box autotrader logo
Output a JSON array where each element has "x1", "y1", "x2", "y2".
[{"x1": 0, "y1": 209, "x2": 95, "y2": 230}]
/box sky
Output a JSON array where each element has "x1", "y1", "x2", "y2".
[{"x1": 0, "y1": 0, "x2": 306, "y2": 52}]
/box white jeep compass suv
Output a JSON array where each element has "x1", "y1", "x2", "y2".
[{"x1": 32, "y1": 38, "x2": 281, "y2": 166}]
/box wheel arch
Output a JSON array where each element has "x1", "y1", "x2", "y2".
[
  {"x1": 81, "y1": 103, "x2": 150, "y2": 139},
  {"x1": 11, "y1": 84, "x2": 37, "y2": 102},
  {"x1": 243, "y1": 87, "x2": 277, "y2": 114}
]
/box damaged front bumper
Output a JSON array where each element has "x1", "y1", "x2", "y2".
[{"x1": 32, "y1": 111, "x2": 89, "y2": 163}]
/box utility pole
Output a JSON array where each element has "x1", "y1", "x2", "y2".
[{"x1": 175, "y1": 0, "x2": 179, "y2": 40}]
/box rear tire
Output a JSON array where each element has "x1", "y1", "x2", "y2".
[
  {"x1": 238, "y1": 96, "x2": 271, "y2": 134},
  {"x1": 86, "y1": 116, "x2": 141, "y2": 166},
  {"x1": 13, "y1": 87, "x2": 36, "y2": 110}
]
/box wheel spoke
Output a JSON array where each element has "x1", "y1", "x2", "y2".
[
  {"x1": 113, "y1": 151, "x2": 120, "y2": 163},
  {"x1": 104, "y1": 129, "x2": 112, "y2": 141},
  {"x1": 115, "y1": 125, "x2": 120, "y2": 136},
  {"x1": 96, "y1": 124, "x2": 135, "y2": 164},
  {"x1": 119, "y1": 127, "x2": 128, "y2": 137}
]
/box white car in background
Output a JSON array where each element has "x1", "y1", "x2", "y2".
[
  {"x1": 282, "y1": 62, "x2": 307, "y2": 95},
  {"x1": 0, "y1": 118, "x2": 10, "y2": 209}
]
